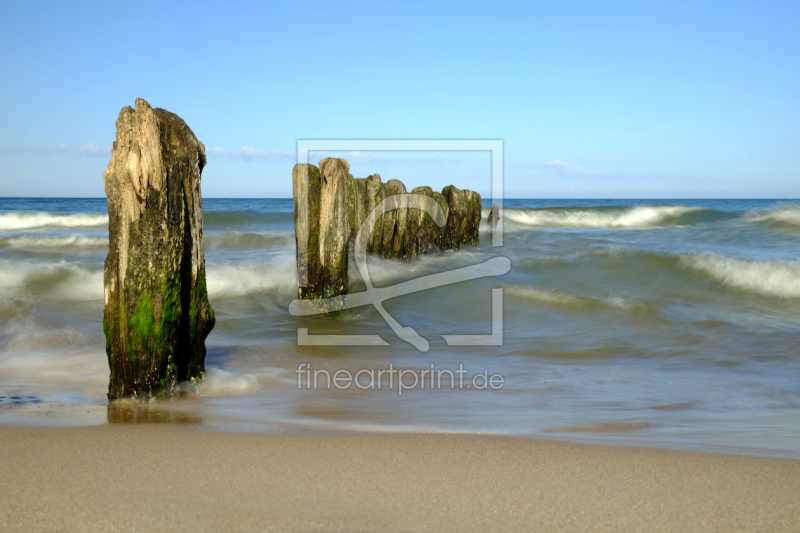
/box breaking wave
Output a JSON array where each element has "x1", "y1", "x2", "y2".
[
  {"x1": 206, "y1": 261, "x2": 297, "y2": 298},
  {"x1": 0, "y1": 212, "x2": 108, "y2": 231},
  {"x1": 503, "y1": 205, "x2": 707, "y2": 229},
  {"x1": 0, "y1": 234, "x2": 108, "y2": 249},
  {"x1": 744, "y1": 206, "x2": 800, "y2": 234},
  {"x1": 0, "y1": 260, "x2": 104, "y2": 301},
  {"x1": 681, "y1": 254, "x2": 800, "y2": 299}
]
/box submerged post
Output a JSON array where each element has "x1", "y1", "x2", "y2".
[
  {"x1": 488, "y1": 204, "x2": 500, "y2": 232},
  {"x1": 103, "y1": 98, "x2": 215, "y2": 400}
]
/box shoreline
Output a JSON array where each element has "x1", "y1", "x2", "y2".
[
  {"x1": 3, "y1": 401, "x2": 800, "y2": 460},
  {"x1": 2, "y1": 424, "x2": 798, "y2": 532}
]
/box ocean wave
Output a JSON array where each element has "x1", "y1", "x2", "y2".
[
  {"x1": 681, "y1": 254, "x2": 800, "y2": 299},
  {"x1": 0, "y1": 255, "x2": 299, "y2": 303},
  {"x1": 506, "y1": 285, "x2": 650, "y2": 312},
  {"x1": 0, "y1": 318, "x2": 100, "y2": 351},
  {"x1": 205, "y1": 231, "x2": 294, "y2": 250},
  {"x1": 503, "y1": 205, "x2": 704, "y2": 229},
  {"x1": 506, "y1": 286, "x2": 594, "y2": 307},
  {"x1": 206, "y1": 260, "x2": 297, "y2": 298},
  {"x1": 0, "y1": 212, "x2": 108, "y2": 231},
  {"x1": 204, "y1": 210, "x2": 293, "y2": 230},
  {"x1": 0, "y1": 234, "x2": 108, "y2": 249},
  {"x1": 744, "y1": 206, "x2": 800, "y2": 233},
  {"x1": 0, "y1": 260, "x2": 104, "y2": 301}
]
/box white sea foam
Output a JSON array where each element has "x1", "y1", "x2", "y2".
[
  {"x1": 195, "y1": 368, "x2": 261, "y2": 396},
  {"x1": 506, "y1": 286, "x2": 588, "y2": 306},
  {"x1": 206, "y1": 260, "x2": 298, "y2": 298},
  {"x1": 0, "y1": 260, "x2": 104, "y2": 301},
  {"x1": 1, "y1": 234, "x2": 108, "y2": 249},
  {"x1": 1, "y1": 318, "x2": 99, "y2": 351},
  {"x1": 0, "y1": 348, "x2": 108, "y2": 394},
  {"x1": 0, "y1": 254, "x2": 298, "y2": 303},
  {"x1": 504, "y1": 205, "x2": 700, "y2": 229},
  {"x1": 0, "y1": 212, "x2": 108, "y2": 231},
  {"x1": 204, "y1": 241, "x2": 485, "y2": 298},
  {"x1": 602, "y1": 296, "x2": 651, "y2": 313},
  {"x1": 681, "y1": 254, "x2": 800, "y2": 299},
  {"x1": 507, "y1": 286, "x2": 650, "y2": 313}
]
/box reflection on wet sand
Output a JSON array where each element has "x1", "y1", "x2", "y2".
[{"x1": 107, "y1": 402, "x2": 204, "y2": 425}]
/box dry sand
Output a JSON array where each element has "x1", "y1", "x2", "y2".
[{"x1": 1, "y1": 424, "x2": 798, "y2": 532}]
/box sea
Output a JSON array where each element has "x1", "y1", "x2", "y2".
[{"x1": 1, "y1": 197, "x2": 799, "y2": 457}]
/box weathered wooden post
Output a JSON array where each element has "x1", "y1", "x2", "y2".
[
  {"x1": 292, "y1": 158, "x2": 350, "y2": 301},
  {"x1": 103, "y1": 98, "x2": 214, "y2": 400}
]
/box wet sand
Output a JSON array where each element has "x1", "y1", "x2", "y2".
[{"x1": 1, "y1": 424, "x2": 798, "y2": 532}]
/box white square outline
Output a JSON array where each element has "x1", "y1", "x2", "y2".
[{"x1": 294, "y1": 140, "x2": 504, "y2": 349}]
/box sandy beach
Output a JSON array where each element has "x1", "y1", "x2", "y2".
[{"x1": 1, "y1": 425, "x2": 798, "y2": 532}]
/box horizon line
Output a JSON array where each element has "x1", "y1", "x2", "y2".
[{"x1": 1, "y1": 196, "x2": 799, "y2": 201}]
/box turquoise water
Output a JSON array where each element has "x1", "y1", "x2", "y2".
[{"x1": 1, "y1": 197, "x2": 799, "y2": 456}]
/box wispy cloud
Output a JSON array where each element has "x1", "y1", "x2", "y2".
[
  {"x1": 208, "y1": 146, "x2": 295, "y2": 161},
  {"x1": 6, "y1": 143, "x2": 487, "y2": 170},
  {"x1": 544, "y1": 160, "x2": 604, "y2": 176},
  {"x1": 209, "y1": 148, "x2": 481, "y2": 166},
  {"x1": 5, "y1": 144, "x2": 111, "y2": 157},
  {"x1": 78, "y1": 143, "x2": 109, "y2": 156},
  {"x1": 304, "y1": 150, "x2": 394, "y2": 164},
  {"x1": 299, "y1": 150, "x2": 484, "y2": 167}
]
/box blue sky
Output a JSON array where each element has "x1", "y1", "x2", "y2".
[{"x1": 0, "y1": 0, "x2": 797, "y2": 198}]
